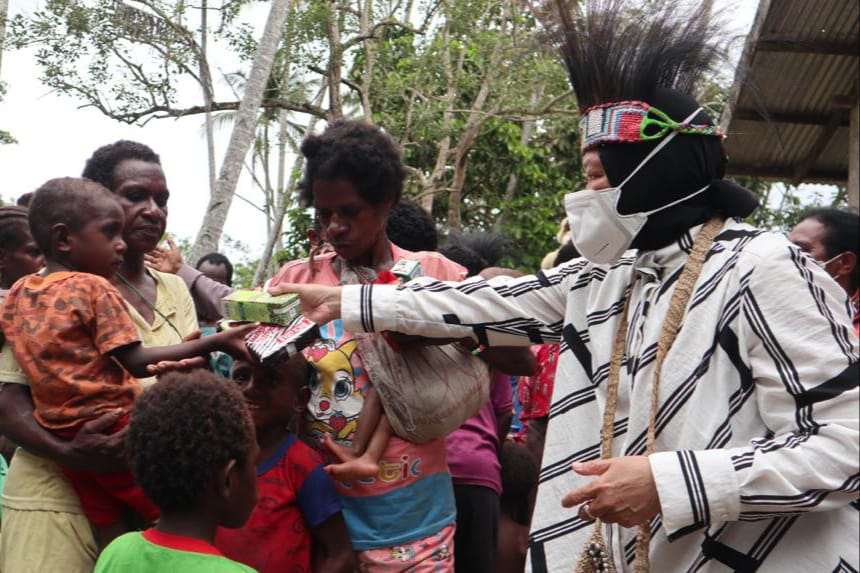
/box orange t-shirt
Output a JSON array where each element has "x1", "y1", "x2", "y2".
[{"x1": 0, "y1": 272, "x2": 141, "y2": 430}]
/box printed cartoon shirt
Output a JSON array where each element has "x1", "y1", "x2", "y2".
[
  {"x1": 215, "y1": 434, "x2": 342, "y2": 573},
  {"x1": 270, "y1": 244, "x2": 466, "y2": 552},
  {"x1": 0, "y1": 272, "x2": 140, "y2": 430}
]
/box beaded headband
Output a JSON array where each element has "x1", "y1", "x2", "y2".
[{"x1": 579, "y1": 100, "x2": 725, "y2": 151}]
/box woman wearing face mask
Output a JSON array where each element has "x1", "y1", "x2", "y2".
[
  {"x1": 272, "y1": 1, "x2": 859, "y2": 572},
  {"x1": 789, "y1": 208, "x2": 859, "y2": 337}
]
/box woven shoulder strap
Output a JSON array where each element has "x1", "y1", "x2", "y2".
[{"x1": 592, "y1": 216, "x2": 725, "y2": 573}]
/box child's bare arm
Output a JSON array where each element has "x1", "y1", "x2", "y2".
[
  {"x1": 310, "y1": 513, "x2": 355, "y2": 573},
  {"x1": 111, "y1": 324, "x2": 255, "y2": 378}
]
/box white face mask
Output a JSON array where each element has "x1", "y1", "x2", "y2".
[
  {"x1": 565, "y1": 108, "x2": 711, "y2": 264},
  {"x1": 813, "y1": 253, "x2": 842, "y2": 278}
]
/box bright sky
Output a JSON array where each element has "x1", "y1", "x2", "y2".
[{"x1": 1, "y1": 0, "x2": 763, "y2": 264}]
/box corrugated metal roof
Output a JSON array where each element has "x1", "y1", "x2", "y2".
[{"x1": 720, "y1": 0, "x2": 859, "y2": 184}]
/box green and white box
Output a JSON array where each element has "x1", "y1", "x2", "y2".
[{"x1": 221, "y1": 290, "x2": 302, "y2": 325}]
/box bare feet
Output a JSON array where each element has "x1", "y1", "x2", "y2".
[
  {"x1": 324, "y1": 454, "x2": 380, "y2": 481},
  {"x1": 322, "y1": 433, "x2": 358, "y2": 463},
  {"x1": 322, "y1": 434, "x2": 379, "y2": 480}
]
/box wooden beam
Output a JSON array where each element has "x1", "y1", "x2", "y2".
[
  {"x1": 756, "y1": 36, "x2": 860, "y2": 57},
  {"x1": 732, "y1": 108, "x2": 850, "y2": 127},
  {"x1": 726, "y1": 164, "x2": 847, "y2": 184},
  {"x1": 792, "y1": 93, "x2": 857, "y2": 185},
  {"x1": 849, "y1": 96, "x2": 859, "y2": 209}
]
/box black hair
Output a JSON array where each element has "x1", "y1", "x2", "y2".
[
  {"x1": 0, "y1": 206, "x2": 32, "y2": 251},
  {"x1": 82, "y1": 140, "x2": 161, "y2": 191},
  {"x1": 553, "y1": 241, "x2": 580, "y2": 266},
  {"x1": 28, "y1": 178, "x2": 118, "y2": 255},
  {"x1": 196, "y1": 252, "x2": 234, "y2": 286},
  {"x1": 499, "y1": 442, "x2": 539, "y2": 525},
  {"x1": 16, "y1": 192, "x2": 33, "y2": 207},
  {"x1": 128, "y1": 371, "x2": 255, "y2": 513},
  {"x1": 298, "y1": 120, "x2": 406, "y2": 208},
  {"x1": 544, "y1": 0, "x2": 724, "y2": 112},
  {"x1": 386, "y1": 199, "x2": 438, "y2": 252},
  {"x1": 438, "y1": 244, "x2": 488, "y2": 278},
  {"x1": 798, "y1": 207, "x2": 860, "y2": 289},
  {"x1": 798, "y1": 208, "x2": 860, "y2": 259},
  {"x1": 447, "y1": 231, "x2": 505, "y2": 269}
]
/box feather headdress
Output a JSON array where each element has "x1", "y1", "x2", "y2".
[{"x1": 543, "y1": 0, "x2": 725, "y2": 110}]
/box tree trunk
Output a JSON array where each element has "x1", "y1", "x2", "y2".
[
  {"x1": 421, "y1": 21, "x2": 462, "y2": 212},
  {"x1": 358, "y1": 0, "x2": 374, "y2": 121},
  {"x1": 252, "y1": 87, "x2": 326, "y2": 285},
  {"x1": 494, "y1": 84, "x2": 543, "y2": 231},
  {"x1": 199, "y1": 0, "x2": 217, "y2": 197},
  {"x1": 326, "y1": 1, "x2": 343, "y2": 119},
  {"x1": 190, "y1": 0, "x2": 293, "y2": 261},
  {"x1": 445, "y1": 30, "x2": 506, "y2": 230}
]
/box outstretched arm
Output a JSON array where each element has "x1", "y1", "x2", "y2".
[
  {"x1": 271, "y1": 262, "x2": 586, "y2": 347},
  {"x1": 111, "y1": 324, "x2": 254, "y2": 379}
]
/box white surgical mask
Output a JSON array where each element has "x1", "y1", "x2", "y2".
[
  {"x1": 565, "y1": 108, "x2": 711, "y2": 264},
  {"x1": 813, "y1": 253, "x2": 842, "y2": 278}
]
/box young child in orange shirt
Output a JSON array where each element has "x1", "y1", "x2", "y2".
[{"x1": 0, "y1": 178, "x2": 252, "y2": 547}]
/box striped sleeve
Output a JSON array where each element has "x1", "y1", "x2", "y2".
[
  {"x1": 650, "y1": 242, "x2": 859, "y2": 540},
  {"x1": 341, "y1": 261, "x2": 587, "y2": 346}
]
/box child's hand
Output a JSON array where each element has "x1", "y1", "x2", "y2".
[
  {"x1": 213, "y1": 322, "x2": 258, "y2": 361},
  {"x1": 144, "y1": 330, "x2": 208, "y2": 376}
]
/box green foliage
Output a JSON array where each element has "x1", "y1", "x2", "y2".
[
  {"x1": 276, "y1": 203, "x2": 313, "y2": 264},
  {"x1": 9, "y1": 0, "x2": 249, "y2": 124},
  {"x1": 361, "y1": 0, "x2": 579, "y2": 270}
]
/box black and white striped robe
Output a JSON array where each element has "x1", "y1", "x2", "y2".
[{"x1": 340, "y1": 219, "x2": 859, "y2": 572}]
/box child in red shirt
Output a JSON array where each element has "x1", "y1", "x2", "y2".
[
  {"x1": 215, "y1": 354, "x2": 354, "y2": 573},
  {"x1": 0, "y1": 178, "x2": 252, "y2": 547}
]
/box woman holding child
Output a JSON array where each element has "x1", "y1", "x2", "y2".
[
  {"x1": 0, "y1": 141, "x2": 200, "y2": 572},
  {"x1": 269, "y1": 120, "x2": 533, "y2": 571}
]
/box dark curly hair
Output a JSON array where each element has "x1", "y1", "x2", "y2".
[
  {"x1": 386, "y1": 199, "x2": 438, "y2": 252},
  {"x1": 0, "y1": 206, "x2": 31, "y2": 251},
  {"x1": 28, "y1": 178, "x2": 118, "y2": 255},
  {"x1": 81, "y1": 140, "x2": 161, "y2": 191},
  {"x1": 297, "y1": 120, "x2": 406, "y2": 207},
  {"x1": 438, "y1": 244, "x2": 488, "y2": 278},
  {"x1": 128, "y1": 371, "x2": 255, "y2": 513},
  {"x1": 196, "y1": 252, "x2": 234, "y2": 286}
]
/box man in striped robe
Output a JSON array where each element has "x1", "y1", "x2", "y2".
[{"x1": 272, "y1": 1, "x2": 859, "y2": 570}]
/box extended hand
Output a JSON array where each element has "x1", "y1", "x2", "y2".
[
  {"x1": 561, "y1": 456, "x2": 661, "y2": 528},
  {"x1": 145, "y1": 329, "x2": 208, "y2": 376},
  {"x1": 144, "y1": 235, "x2": 184, "y2": 274},
  {"x1": 268, "y1": 283, "x2": 343, "y2": 325}
]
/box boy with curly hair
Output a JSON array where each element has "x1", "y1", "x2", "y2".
[
  {"x1": 215, "y1": 354, "x2": 354, "y2": 573},
  {"x1": 95, "y1": 371, "x2": 259, "y2": 572}
]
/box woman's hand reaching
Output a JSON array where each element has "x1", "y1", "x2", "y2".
[{"x1": 268, "y1": 283, "x2": 344, "y2": 325}]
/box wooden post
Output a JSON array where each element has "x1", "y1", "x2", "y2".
[{"x1": 849, "y1": 98, "x2": 859, "y2": 210}]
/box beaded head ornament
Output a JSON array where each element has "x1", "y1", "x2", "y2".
[{"x1": 579, "y1": 100, "x2": 725, "y2": 151}]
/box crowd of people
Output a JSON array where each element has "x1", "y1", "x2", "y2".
[{"x1": 0, "y1": 0, "x2": 857, "y2": 572}]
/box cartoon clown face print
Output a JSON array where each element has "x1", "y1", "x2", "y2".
[{"x1": 304, "y1": 338, "x2": 364, "y2": 442}]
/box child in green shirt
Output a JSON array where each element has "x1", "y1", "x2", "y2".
[{"x1": 95, "y1": 370, "x2": 260, "y2": 572}]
